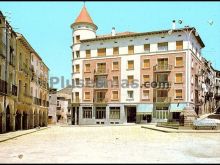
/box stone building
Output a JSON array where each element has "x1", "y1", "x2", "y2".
[
  {"x1": 48, "y1": 88, "x2": 57, "y2": 124},
  {"x1": 69, "y1": 5, "x2": 212, "y2": 125},
  {"x1": 0, "y1": 11, "x2": 18, "y2": 133},
  {"x1": 0, "y1": 11, "x2": 49, "y2": 133}
]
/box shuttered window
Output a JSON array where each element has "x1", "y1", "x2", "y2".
[
  {"x1": 75, "y1": 64, "x2": 80, "y2": 73},
  {"x1": 76, "y1": 35, "x2": 80, "y2": 43},
  {"x1": 128, "y1": 45, "x2": 134, "y2": 54},
  {"x1": 98, "y1": 48, "x2": 106, "y2": 56},
  {"x1": 143, "y1": 59, "x2": 150, "y2": 68},
  {"x1": 113, "y1": 61, "x2": 119, "y2": 70},
  {"x1": 127, "y1": 60, "x2": 134, "y2": 70},
  {"x1": 176, "y1": 41, "x2": 183, "y2": 50},
  {"x1": 86, "y1": 50, "x2": 91, "y2": 58},
  {"x1": 175, "y1": 73, "x2": 183, "y2": 83},
  {"x1": 84, "y1": 92, "x2": 90, "y2": 100},
  {"x1": 113, "y1": 47, "x2": 119, "y2": 55},
  {"x1": 143, "y1": 75, "x2": 150, "y2": 83},
  {"x1": 85, "y1": 64, "x2": 90, "y2": 72},
  {"x1": 176, "y1": 89, "x2": 183, "y2": 99},
  {"x1": 176, "y1": 57, "x2": 183, "y2": 67},
  {"x1": 144, "y1": 44, "x2": 150, "y2": 52},
  {"x1": 143, "y1": 90, "x2": 150, "y2": 99},
  {"x1": 127, "y1": 75, "x2": 134, "y2": 84},
  {"x1": 112, "y1": 91, "x2": 119, "y2": 100}
]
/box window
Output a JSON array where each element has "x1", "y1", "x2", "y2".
[
  {"x1": 156, "y1": 73, "x2": 168, "y2": 82},
  {"x1": 158, "y1": 58, "x2": 168, "y2": 67},
  {"x1": 75, "y1": 78, "x2": 80, "y2": 85},
  {"x1": 72, "y1": 52, "x2": 75, "y2": 59},
  {"x1": 98, "y1": 48, "x2": 106, "y2": 56},
  {"x1": 144, "y1": 44, "x2": 150, "y2": 52},
  {"x1": 176, "y1": 57, "x2": 183, "y2": 67},
  {"x1": 85, "y1": 78, "x2": 91, "y2": 87},
  {"x1": 84, "y1": 92, "x2": 90, "y2": 100},
  {"x1": 85, "y1": 64, "x2": 90, "y2": 72},
  {"x1": 75, "y1": 64, "x2": 80, "y2": 73},
  {"x1": 157, "y1": 90, "x2": 168, "y2": 97},
  {"x1": 83, "y1": 107, "x2": 92, "y2": 119},
  {"x1": 143, "y1": 75, "x2": 150, "y2": 83},
  {"x1": 75, "y1": 92, "x2": 79, "y2": 102},
  {"x1": 76, "y1": 51, "x2": 80, "y2": 58},
  {"x1": 127, "y1": 75, "x2": 134, "y2": 84},
  {"x1": 86, "y1": 50, "x2": 91, "y2": 58},
  {"x1": 176, "y1": 89, "x2": 183, "y2": 99},
  {"x1": 143, "y1": 90, "x2": 150, "y2": 100},
  {"x1": 96, "y1": 107, "x2": 106, "y2": 119},
  {"x1": 175, "y1": 73, "x2": 183, "y2": 83},
  {"x1": 128, "y1": 45, "x2": 134, "y2": 54},
  {"x1": 127, "y1": 91, "x2": 134, "y2": 99},
  {"x1": 113, "y1": 47, "x2": 119, "y2": 55},
  {"x1": 127, "y1": 60, "x2": 134, "y2": 70},
  {"x1": 158, "y1": 42, "x2": 168, "y2": 51},
  {"x1": 112, "y1": 61, "x2": 119, "y2": 70},
  {"x1": 112, "y1": 91, "x2": 119, "y2": 100},
  {"x1": 76, "y1": 35, "x2": 80, "y2": 43},
  {"x1": 143, "y1": 59, "x2": 150, "y2": 68},
  {"x1": 113, "y1": 76, "x2": 119, "y2": 86},
  {"x1": 97, "y1": 63, "x2": 106, "y2": 73},
  {"x1": 176, "y1": 41, "x2": 183, "y2": 50},
  {"x1": 110, "y1": 107, "x2": 120, "y2": 119}
]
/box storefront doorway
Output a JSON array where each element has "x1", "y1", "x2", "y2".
[{"x1": 127, "y1": 106, "x2": 136, "y2": 123}]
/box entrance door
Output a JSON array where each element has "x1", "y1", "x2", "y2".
[{"x1": 127, "y1": 106, "x2": 136, "y2": 123}]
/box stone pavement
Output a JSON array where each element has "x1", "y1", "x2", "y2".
[
  {"x1": 141, "y1": 124, "x2": 220, "y2": 133},
  {"x1": 0, "y1": 127, "x2": 48, "y2": 143}
]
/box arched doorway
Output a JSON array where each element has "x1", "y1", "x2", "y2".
[
  {"x1": 22, "y1": 111, "x2": 28, "y2": 130},
  {"x1": 34, "y1": 109, "x2": 38, "y2": 128},
  {"x1": 15, "y1": 110, "x2": 22, "y2": 131},
  {"x1": 6, "y1": 106, "x2": 11, "y2": 132},
  {"x1": 29, "y1": 110, "x2": 34, "y2": 129}
]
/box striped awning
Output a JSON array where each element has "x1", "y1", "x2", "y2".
[
  {"x1": 170, "y1": 103, "x2": 186, "y2": 112},
  {"x1": 137, "y1": 104, "x2": 153, "y2": 115}
]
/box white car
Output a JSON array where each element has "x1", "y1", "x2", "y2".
[{"x1": 193, "y1": 118, "x2": 218, "y2": 130}]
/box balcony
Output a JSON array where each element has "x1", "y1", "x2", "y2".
[
  {"x1": 94, "y1": 97, "x2": 108, "y2": 105},
  {"x1": 69, "y1": 98, "x2": 80, "y2": 107},
  {"x1": 154, "y1": 97, "x2": 171, "y2": 103},
  {"x1": 153, "y1": 65, "x2": 172, "y2": 72},
  {"x1": 94, "y1": 68, "x2": 108, "y2": 75},
  {"x1": 0, "y1": 79, "x2": 7, "y2": 95}
]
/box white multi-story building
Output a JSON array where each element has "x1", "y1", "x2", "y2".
[{"x1": 70, "y1": 5, "x2": 206, "y2": 125}]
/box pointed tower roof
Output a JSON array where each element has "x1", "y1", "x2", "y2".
[{"x1": 71, "y1": 5, "x2": 97, "y2": 30}]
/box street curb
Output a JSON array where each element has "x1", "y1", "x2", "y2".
[
  {"x1": 141, "y1": 126, "x2": 220, "y2": 133},
  {"x1": 0, "y1": 127, "x2": 49, "y2": 143}
]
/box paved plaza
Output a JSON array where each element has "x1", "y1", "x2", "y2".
[{"x1": 0, "y1": 125, "x2": 220, "y2": 163}]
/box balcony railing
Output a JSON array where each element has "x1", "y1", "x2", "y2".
[
  {"x1": 94, "y1": 68, "x2": 108, "y2": 75},
  {"x1": 0, "y1": 79, "x2": 7, "y2": 95},
  {"x1": 154, "y1": 97, "x2": 171, "y2": 103},
  {"x1": 94, "y1": 97, "x2": 108, "y2": 104},
  {"x1": 153, "y1": 65, "x2": 172, "y2": 72}
]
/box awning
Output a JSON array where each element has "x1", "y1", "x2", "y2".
[
  {"x1": 170, "y1": 103, "x2": 186, "y2": 112},
  {"x1": 137, "y1": 104, "x2": 153, "y2": 115}
]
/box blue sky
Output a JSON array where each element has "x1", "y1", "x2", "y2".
[{"x1": 0, "y1": 1, "x2": 220, "y2": 89}]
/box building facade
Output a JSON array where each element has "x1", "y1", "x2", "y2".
[
  {"x1": 0, "y1": 11, "x2": 49, "y2": 133},
  {"x1": 69, "y1": 6, "x2": 209, "y2": 125}
]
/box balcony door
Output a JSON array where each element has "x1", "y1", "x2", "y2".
[
  {"x1": 156, "y1": 73, "x2": 168, "y2": 82},
  {"x1": 97, "y1": 63, "x2": 106, "y2": 72},
  {"x1": 96, "y1": 91, "x2": 106, "y2": 102},
  {"x1": 95, "y1": 76, "x2": 107, "y2": 88},
  {"x1": 157, "y1": 58, "x2": 168, "y2": 67}
]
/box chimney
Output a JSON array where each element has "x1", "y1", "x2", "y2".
[
  {"x1": 172, "y1": 20, "x2": 176, "y2": 30},
  {"x1": 111, "y1": 27, "x2": 116, "y2": 36}
]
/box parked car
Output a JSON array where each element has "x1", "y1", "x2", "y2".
[{"x1": 193, "y1": 118, "x2": 218, "y2": 130}]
